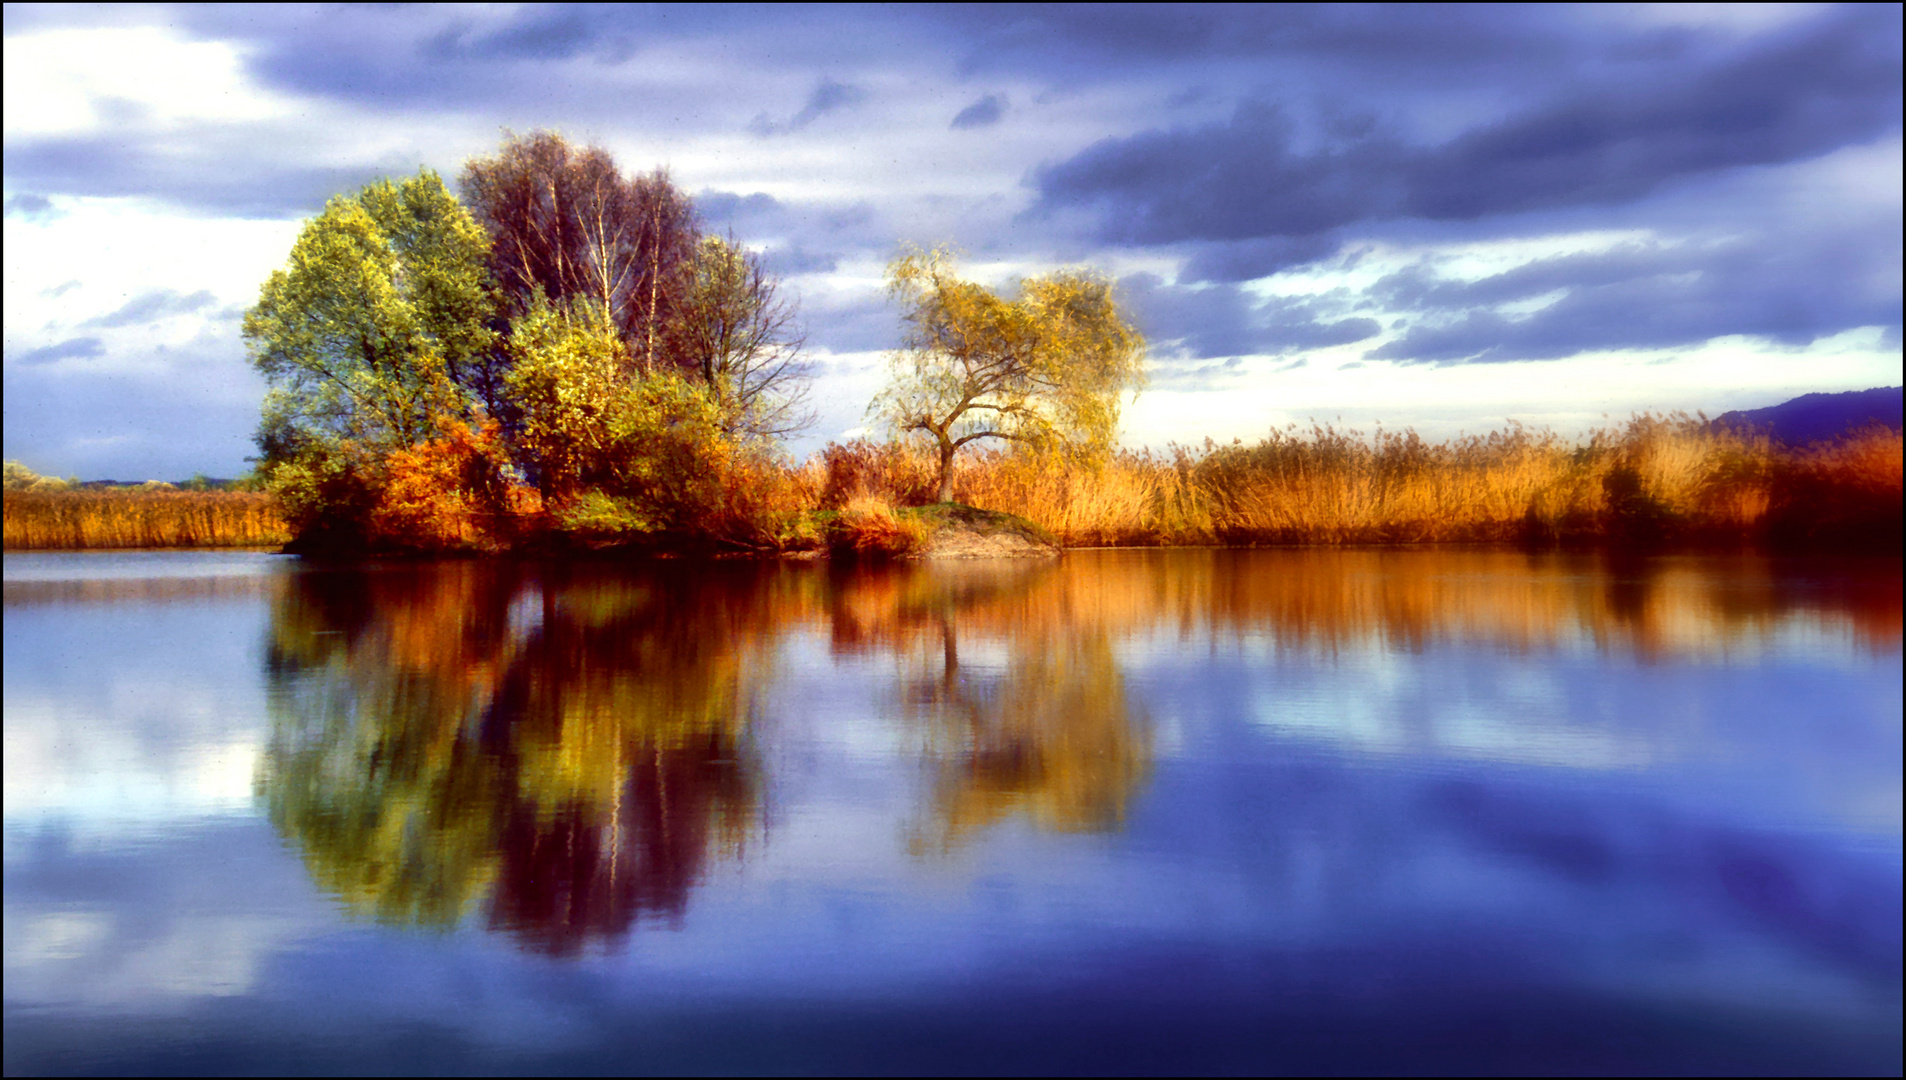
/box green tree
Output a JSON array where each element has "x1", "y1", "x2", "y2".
[
  {"x1": 243, "y1": 169, "x2": 496, "y2": 459},
  {"x1": 503, "y1": 298, "x2": 761, "y2": 543},
  {"x1": 875, "y1": 249, "x2": 1147, "y2": 503}
]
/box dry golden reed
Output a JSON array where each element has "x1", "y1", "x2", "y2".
[
  {"x1": 822, "y1": 415, "x2": 1902, "y2": 550},
  {"x1": 9, "y1": 415, "x2": 1897, "y2": 553},
  {"x1": 4, "y1": 489, "x2": 290, "y2": 550},
  {"x1": 823, "y1": 495, "x2": 932, "y2": 558}
]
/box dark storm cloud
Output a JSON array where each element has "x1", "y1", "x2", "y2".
[
  {"x1": 1030, "y1": 6, "x2": 1901, "y2": 242},
  {"x1": 1120, "y1": 273, "x2": 1380, "y2": 362},
  {"x1": 1404, "y1": 8, "x2": 1903, "y2": 221},
  {"x1": 691, "y1": 188, "x2": 893, "y2": 343},
  {"x1": 935, "y1": 4, "x2": 1573, "y2": 75},
  {"x1": 750, "y1": 78, "x2": 869, "y2": 137},
  {"x1": 697, "y1": 193, "x2": 852, "y2": 272},
  {"x1": 1033, "y1": 100, "x2": 1399, "y2": 244},
  {"x1": 1180, "y1": 235, "x2": 1344, "y2": 283},
  {"x1": 3, "y1": 129, "x2": 396, "y2": 218},
  {"x1": 801, "y1": 292, "x2": 899, "y2": 355},
  {"x1": 10, "y1": 337, "x2": 104, "y2": 366},
  {"x1": 696, "y1": 189, "x2": 886, "y2": 276},
  {"x1": 760, "y1": 246, "x2": 840, "y2": 276},
  {"x1": 1365, "y1": 227, "x2": 1902, "y2": 364},
  {"x1": 427, "y1": 8, "x2": 622, "y2": 63},
  {"x1": 82, "y1": 290, "x2": 218, "y2": 330},
  {"x1": 114, "y1": 5, "x2": 818, "y2": 145},
  {"x1": 951, "y1": 94, "x2": 1006, "y2": 130},
  {"x1": 696, "y1": 190, "x2": 785, "y2": 227},
  {"x1": 698, "y1": 191, "x2": 878, "y2": 237}
]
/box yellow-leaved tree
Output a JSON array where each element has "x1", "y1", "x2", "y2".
[{"x1": 875, "y1": 249, "x2": 1147, "y2": 504}]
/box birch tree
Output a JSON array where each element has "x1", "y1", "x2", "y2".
[{"x1": 459, "y1": 132, "x2": 697, "y2": 377}]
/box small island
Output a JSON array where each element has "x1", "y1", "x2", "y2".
[{"x1": 3, "y1": 132, "x2": 1900, "y2": 559}]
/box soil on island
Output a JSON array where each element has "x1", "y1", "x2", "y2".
[{"x1": 910, "y1": 503, "x2": 1060, "y2": 559}]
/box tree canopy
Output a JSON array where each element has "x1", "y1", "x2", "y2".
[
  {"x1": 243, "y1": 133, "x2": 813, "y2": 552},
  {"x1": 459, "y1": 130, "x2": 699, "y2": 378},
  {"x1": 243, "y1": 169, "x2": 494, "y2": 455},
  {"x1": 679, "y1": 235, "x2": 812, "y2": 438},
  {"x1": 875, "y1": 249, "x2": 1147, "y2": 502}
]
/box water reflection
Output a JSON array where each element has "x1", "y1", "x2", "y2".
[
  {"x1": 826, "y1": 564, "x2": 1150, "y2": 849},
  {"x1": 5, "y1": 547, "x2": 1899, "y2": 1072},
  {"x1": 253, "y1": 550, "x2": 1899, "y2": 952},
  {"x1": 260, "y1": 563, "x2": 769, "y2": 954}
]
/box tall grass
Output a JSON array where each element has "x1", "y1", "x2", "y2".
[
  {"x1": 821, "y1": 415, "x2": 1902, "y2": 550},
  {"x1": 12, "y1": 415, "x2": 1895, "y2": 553},
  {"x1": 4, "y1": 489, "x2": 290, "y2": 550}
]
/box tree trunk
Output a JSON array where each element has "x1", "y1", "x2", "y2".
[{"x1": 937, "y1": 441, "x2": 956, "y2": 504}]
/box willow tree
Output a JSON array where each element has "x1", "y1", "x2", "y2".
[{"x1": 875, "y1": 249, "x2": 1146, "y2": 503}]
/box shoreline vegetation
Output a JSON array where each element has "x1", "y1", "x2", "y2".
[
  {"x1": 6, "y1": 131, "x2": 1898, "y2": 559},
  {"x1": 6, "y1": 416, "x2": 1899, "y2": 554}
]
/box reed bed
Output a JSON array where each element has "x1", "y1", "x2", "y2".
[
  {"x1": 10, "y1": 415, "x2": 1896, "y2": 553},
  {"x1": 4, "y1": 489, "x2": 290, "y2": 550},
  {"x1": 826, "y1": 415, "x2": 1903, "y2": 551}
]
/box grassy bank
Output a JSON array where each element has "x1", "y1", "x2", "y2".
[
  {"x1": 4, "y1": 489, "x2": 291, "y2": 550},
  {"x1": 7, "y1": 415, "x2": 1898, "y2": 554},
  {"x1": 829, "y1": 416, "x2": 1903, "y2": 551}
]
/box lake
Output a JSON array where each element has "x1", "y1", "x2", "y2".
[{"x1": 4, "y1": 548, "x2": 1900, "y2": 1074}]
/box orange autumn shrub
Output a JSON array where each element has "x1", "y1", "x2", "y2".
[{"x1": 368, "y1": 419, "x2": 542, "y2": 552}]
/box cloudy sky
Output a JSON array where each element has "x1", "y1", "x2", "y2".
[{"x1": 3, "y1": 4, "x2": 1900, "y2": 480}]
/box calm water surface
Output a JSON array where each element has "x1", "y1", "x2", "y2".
[{"x1": 4, "y1": 548, "x2": 1900, "y2": 1074}]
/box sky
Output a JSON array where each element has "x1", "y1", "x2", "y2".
[{"x1": 3, "y1": 3, "x2": 1900, "y2": 480}]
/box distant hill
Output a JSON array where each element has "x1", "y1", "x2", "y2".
[{"x1": 1711, "y1": 386, "x2": 1902, "y2": 446}]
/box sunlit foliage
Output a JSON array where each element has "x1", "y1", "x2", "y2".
[
  {"x1": 371, "y1": 419, "x2": 536, "y2": 551},
  {"x1": 236, "y1": 132, "x2": 820, "y2": 554},
  {"x1": 504, "y1": 300, "x2": 801, "y2": 548},
  {"x1": 245, "y1": 169, "x2": 494, "y2": 454},
  {"x1": 876, "y1": 248, "x2": 1147, "y2": 503}
]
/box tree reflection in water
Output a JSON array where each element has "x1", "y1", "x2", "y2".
[
  {"x1": 260, "y1": 562, "x2": 772, "y2": 955},
  {"x1": 256, "y1": 550, "x2": 1895, "y2": 950},
  {"x1": 824, "y1": 562, "x2": 1152, "y2": 852}
]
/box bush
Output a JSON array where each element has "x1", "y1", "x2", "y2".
[
  {"x1": 368, "y1": 418, "x2": 532, "y2": 552},
  {"x1": 824, "y1": 496, "x2": 931, "y2": 559},
  {"x1": 506, "y1": 302, "x2": 801, "y2": 551},
  {"x1": 266, "y1": 440, "x2": 387, "y2": 551}
]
